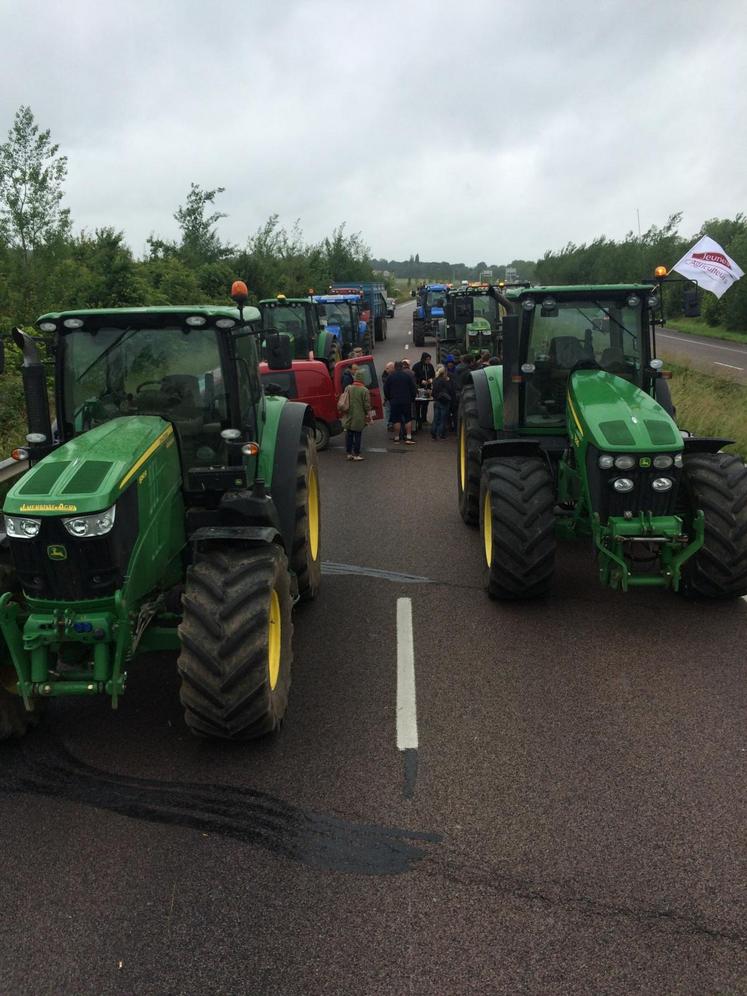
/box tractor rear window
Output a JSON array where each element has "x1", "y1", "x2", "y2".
[
  {"x1": 62, "y1": 326, "x2": 229, "y2": 466},
  {"x1": 523, "y1": 301, "x2": 642, "y2": 426}
]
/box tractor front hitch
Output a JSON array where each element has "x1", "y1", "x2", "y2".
[{"x1": 591, "y1": 511, "x2": 704, "y2": 591}]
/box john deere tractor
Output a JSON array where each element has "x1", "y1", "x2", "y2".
[
  {"x1": 258, "y1": 295, "x2": 342, "y2": 370},
  {"x1": 0, "y1": 283, "x2": 321, "y2": 740},
  {"x1": 412, "y1": 283, "x2": 448, "y2": 347},
  {"x1": 440, "y1": 283, "x2": 510, "y2": 362},
  {"x1": 457, "y1": 278, "x2": 747, "y2": 598}
]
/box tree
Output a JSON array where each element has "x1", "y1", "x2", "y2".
[
  {"x1": 0, "y1": 105, "x2": 70, "y2": 262},
  {"x1": 174, "y1": 182, "x2": 233, "y2": 266}
]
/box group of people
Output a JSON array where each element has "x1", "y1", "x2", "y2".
[{"x1": 337, "y1": 346, "x2": 500, "y2": 460}]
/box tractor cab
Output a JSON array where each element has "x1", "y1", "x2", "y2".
[
  {"x1": 258, "y1": 296, "x2": 341, "y2": 371},
  {"x1": 46, "y1": 305, "x2": 270, "y2": 477},
  {"x1": 442, "y1": 283, "x2": 507, "y2": 361},
  {"x1": 503, "y1": 285, "x2": 657, "y2": 432},
  {"x1": 312, "y1": 294, "x2": 371, "y2": 356}
]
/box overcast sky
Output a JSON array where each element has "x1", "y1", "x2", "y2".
[{"x1": 1, "y1": 0, "x2": 745, "y2": 265}]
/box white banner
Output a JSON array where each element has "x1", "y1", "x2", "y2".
[{"x1": 671, "y1": 235, "x2": 744, "y2": 299}]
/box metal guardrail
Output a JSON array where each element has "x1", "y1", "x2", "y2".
[{"x1": 0, "y1": 456, "x2": 28, "y2": 485}]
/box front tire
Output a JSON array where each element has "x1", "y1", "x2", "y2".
[
  {"x1": 457, "y1": 381, "x2": 496, "y2": 525},
  {"x1": 178, "y1": 544, "x2": 293, "y2": 740},
  {"x1": 0, "y1": 675, "x2": 43, "y2": 741},
  {"x1": 313, "y1": 419, "x2": 331, "y2": 452},
  {"x1": 680, "y1": 452, "x2": 747, "y2": 598},
  {"x1": 412, "y1": 319, "x2": 425, "y2": 347},
  {"x1": 290, "y1": 430, "x2": 322, "y2": 601},
  {"x1": 480, "y1": 457, "x2": 556, "y2": 599}
]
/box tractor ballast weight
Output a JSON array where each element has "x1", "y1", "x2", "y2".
[
  {"x1": 0, "y1": 296, "x2": 322, "y2": 741},
  {"x1": 457, "y1": 281, "x2": 747, "y2": 599}
]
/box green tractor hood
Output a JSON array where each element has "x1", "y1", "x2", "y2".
[
  {"x1": 567, "y1": 371, "x2": 682, "y2": 453},
  {"x1": 4, "y1": 416, "x2": 176, "y2": 517}
]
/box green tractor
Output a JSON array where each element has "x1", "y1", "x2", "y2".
[
  {"x1": 258, "y1": 294, "x2": 342, "y2": 370},
  {"x1": 0, "y1": 282, "x2": 321, "y2": 740},
  {"x1": 439, "y1": 283, "x2": 509, "y2": 363},
  {"x1": 457, "y1": 278, "x2": 747, "y2": 598}
]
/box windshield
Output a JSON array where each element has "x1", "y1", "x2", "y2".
[
  {"x1": 472, "y1": 295, "x2": 498, "y2": 323},
  {"x1": 426, "y1": 291, "x2": 446, "y2": 309},
  {"x1": 62, "y1": 326, "x2": 230, "y2": 467},
  {"x1": 523, "y1": 300, "x2": 642, "y2": 427},
  {"x1": 323, "y1": 304, "x2": 352, "y2": 331}
]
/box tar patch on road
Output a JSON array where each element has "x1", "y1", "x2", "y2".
[
  {"x1": 0, "y1": 739, "x2": 441, "y2": 876},
  {"x1": 402, "y1": 748, "x2": 418, "y2": 799}
]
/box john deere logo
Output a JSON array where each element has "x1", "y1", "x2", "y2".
[
  {"x1": 47, "y1": 545, "x2": 67, "y2": 561},
  {"x1": 639, "y1": 457, "x2": 652, "y2": 469}
]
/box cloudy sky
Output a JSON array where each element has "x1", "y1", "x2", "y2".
[{"x1": 2, "y1": 0, "x2": 745, "y2": 264}]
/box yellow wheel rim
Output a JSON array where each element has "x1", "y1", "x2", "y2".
[
  {"x1": 483, "y1": 490, "x2": 492, "y2": 566},
  {"x1": 308, "y1": 466, "x2": 320, "y2": 562},
  {"x1": 268, "y1": 590, "x2": 281, "y2": 690},
  {"x1": 459, "y1": 422, "x2": 467, "y2": 491}
]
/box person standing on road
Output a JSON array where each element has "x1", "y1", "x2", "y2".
[
  {"x1": 340, "y1": 368, "x2": 372, "y2": 461},
  {"x1": 430, "y1": 365, "x2": 455, "y2": 440},
  {"x1": 381, "y1": 360, "x2": 395, "y2": 430},
  {"x1": 443, "y1": 354, "x2": 459, "y2": 432},
  {"x1": 384, "y1": 360, "x2": 416, "y2": 445},
  {"x1": 412, "y1": 351, "x2": 435, "y2": 430}
]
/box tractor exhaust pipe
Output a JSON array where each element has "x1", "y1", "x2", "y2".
[{"x1": 12, "y1": 327, "x2": 53, "y2": 450}]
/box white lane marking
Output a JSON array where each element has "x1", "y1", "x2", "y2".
[
  {"x1": 658, "y1": 333, "x2": 747, "y2": 356},
  {"x1": 396, "y1": 597, "x2": 418, "y2": 750},
  {"x1": 713, "y1": 361, "x2": 744, "y2": 370}
]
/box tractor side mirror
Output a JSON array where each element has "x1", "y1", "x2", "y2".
[{"x1": 266, "y1": 331, "x2": 293, "y2": 371}]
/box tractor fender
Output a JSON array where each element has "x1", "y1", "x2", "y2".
[
  {"x1": 266, "y1": 400, "x2": 314, "y2": 556},
  {"x1": 480, "y1": 438, "x2": 544, "y2": 463},
  {"x1": 682, "y1": 436, "x2": 735, "y2": 454},
  {"x1": 190, "y1": 525, "x2": 283, "y2": 550},
  {"x1": 468, "y1": 368, "x2": 500, "y2": 432}
]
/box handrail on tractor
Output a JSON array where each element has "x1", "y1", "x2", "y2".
[{"x1": 0, "y1": 456, "x2": 28, "y2": 485}]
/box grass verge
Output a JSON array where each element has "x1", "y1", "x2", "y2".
[
  {"x1": 668, "y1": 362, "x2": 747, "y2": 459},
  {"x1": 663, "y1": 317, "x2": 747, "y2": 345}
]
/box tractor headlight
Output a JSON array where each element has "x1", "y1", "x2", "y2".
[
  {"x1": 4, "y1": 514, "x2": 41, "y2": 539},
  {"x1": 626, "y1": 294, "x2": 640, "y2": 308},
  {"x1": 614, "y1": 455, "x2": 636, "y2": 470},
  {"x1": 673, "y1": 454, "x2": 683, "y2": 468},
  {"x1": 653, "y1": 455, "x2": 673, "y2": 469},
  {"x1": 598, "y1": 454, "x2": 615, "y2": 469},
  {"x1": 522, "y1": 298, "x2": 535, "y2": 311},
  {"x1": 63, "y1": 505, "x2": 116, "y2": 538},
  {"x1": 652, "y1": 477, "x2": 673, "y2": 492},
  {"x1": 612, "y1": 478, "x2": 634, "y2": 493}
]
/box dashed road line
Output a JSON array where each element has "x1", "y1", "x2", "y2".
[
  {"x1": 397, "y1": 597, "x2": 419, "y2": 798},
  {"x1": 713, "y1": 361, "x2": 744, "y2": 371},
  {"x1": 658, "y1": 332, "x2": 747, "y2": 356}
]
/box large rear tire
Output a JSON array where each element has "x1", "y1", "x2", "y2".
[
  {"x1": 457, "y1": 381, "x2": 496, "y2": 525},
  {"x1": 412, "y1": 319, "x2": 425, "y2": 347},
  {"x1": 374, "y1": 317, "x2": 385, "y2": 342},
  {"x1": 479, "y1": 457, "x2": 556, "y2": 599},
  {"x1": 178, "y1": 544, "x2": 293, "y2": 740},
  {"x1": 0, "y1": 675, "x2": 43, "y2": 741},
  {"x1": 290, "y1": 430, "x2": 322, "y2": 601},
  {"x1": 680, "y1": 452, "x2": 747, "y2": 598}
]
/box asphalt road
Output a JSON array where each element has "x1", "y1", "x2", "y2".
[
  {"x1": 1, "y1": 303, "x2": 745, "y2": 996},
  {"x1": 658, "y1": 326, "x2": 747, "y2": 383}
]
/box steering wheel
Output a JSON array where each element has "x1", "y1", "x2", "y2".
[{"x1": 136, "y1": 379, "x2": 163, "y2": 392}]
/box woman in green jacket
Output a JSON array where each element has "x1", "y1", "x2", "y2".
[{"x1": 340, "y1": 367, "x2": 372, "y2": 461}]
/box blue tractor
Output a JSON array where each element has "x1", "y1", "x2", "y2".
[
  {"x1": 413, "y1": 283, "x2": 448, "y2": 347},
  {"x1": 312, "y1": 294, "x2": 373, "y2": 356}
]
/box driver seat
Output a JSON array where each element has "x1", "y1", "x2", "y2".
[{"x1": 549, "y1": 336, "x2": 591, "y2": 370}]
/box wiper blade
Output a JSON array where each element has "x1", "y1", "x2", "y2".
[
  {"x1": 75, "y1": 327, "x2": 136, "y2": 383},
  {"x1": 590, "y1": 301, "x2": 637, "y2": 342}
]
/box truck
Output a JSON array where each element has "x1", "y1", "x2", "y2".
[{"x1": 329, "y1": 282, "x2": 389, "y2": 343}]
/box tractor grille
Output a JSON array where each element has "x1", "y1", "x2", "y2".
[
  {"x1": 8, "y1": 485, "x2": 139, "y2": 601},
  {"x1": 585, "y1": 445, "x2": 680, "y2": 523}
]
